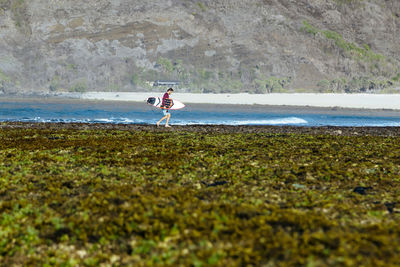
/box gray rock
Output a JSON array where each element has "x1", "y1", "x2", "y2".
[{"x1": 0, "y1": 0, "x2": 399, "y2": 93}]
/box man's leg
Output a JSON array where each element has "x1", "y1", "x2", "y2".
[
  {"x1": 165, "y1": 113, "x2": 171, "y2": 127},
  {"x1": 157, "y1": 115, "x2": 168, "y2": 127}
]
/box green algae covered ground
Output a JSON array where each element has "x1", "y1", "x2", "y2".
[{"x1": 1, "y1": 123, "x2": 400, "y2": 266}]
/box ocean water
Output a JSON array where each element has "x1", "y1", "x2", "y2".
[{"x1": 1, "y1": 99, "x2": 400, "y2": 127}]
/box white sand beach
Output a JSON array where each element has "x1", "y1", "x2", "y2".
[{"x1": 76, "y1": 92, "x2": 400, "y2": 110}]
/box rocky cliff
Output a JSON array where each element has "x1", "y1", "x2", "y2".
[{"x1": 1, "y1": 0, "x2": 400, "y2": 94}]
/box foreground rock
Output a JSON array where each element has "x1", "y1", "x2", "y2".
[
  {"x1": 1, "y1": 121, "x2": 400, "y2": 136},
  {"x1": 1, "y1": 124, "x2": 400, "y2": 265}
]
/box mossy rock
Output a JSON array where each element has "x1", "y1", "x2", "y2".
[{"x1": 1, "y1": 124, "x2": 400, "y2": 265}]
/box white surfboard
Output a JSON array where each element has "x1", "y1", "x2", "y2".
[{"x1": 146, "y1": 97, "x2": 185, "y2": 110}]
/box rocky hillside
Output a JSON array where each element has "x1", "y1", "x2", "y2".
[{"x1": 1, "y1": 0, "x2": 400, "y2": 94}]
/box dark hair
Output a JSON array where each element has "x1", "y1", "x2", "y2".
[{"x1": 167, "y1": 88, "x2": 174, "y2": 92}]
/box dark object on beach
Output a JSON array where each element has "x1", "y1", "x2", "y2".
[
  {"x1": 353, "y1": 186, "x2": 373, "y2": 195},
  {"x1": 384, "y1": 202, "x2": 397, "y2": 213},
  {"x1": 146, "y1": 97, "x2": 156, "y2": 105},
  {"x1": 201, "y1": 180, "x2": 228, "y2": 187}
]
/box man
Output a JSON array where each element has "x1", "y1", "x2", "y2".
[{"x1": 156, "y1": 88, "x2": 174, "y2": 127}]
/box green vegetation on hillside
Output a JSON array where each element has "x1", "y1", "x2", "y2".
[
  {"x1": 255, "y1": 76, "x2": 292, "y2": 93},
  {"x1": 1, "y1": 125, "x2": 400, "y2": 265},
  {"x1": 0, "y1": 69, "x2": 11, "y2": 92},
  {"x1": 301, "y1": 21, "x2": 385, "y2": 63},
  {"x1": 334, "y1": 0, "x2": 365, "y2": 5},
  {"x1": 132, "y1": 58, "x2": 293, "y2": 94},
  {"x1": 197, "y1": 2, "x2": 207, "y2": 12},
  {"x1": 156, "y1": 57, "x2": 174, "y2": 74},
  {"x1": 0, "y1": 0, "x2": 28, "y2": 30},
  {"x1": 49, "y1": 75, "x2": 61, "y2": 92},
  {"x1": 0, "y1": 69, "x2": 10, "y2": 82},
  {"x1": 69, "y1": 81, "x2": 88, "y2": 93},
  {"x1": 316, "y1": 77, "x2": 398, "y2": 93},
  {"x1": 302, "y1": 21, "x2": 399, "y2": 93}
]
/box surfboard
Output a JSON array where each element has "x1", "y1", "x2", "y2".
[{"x1": 146, "y1": 97, "x2": 185, "y2": 110}]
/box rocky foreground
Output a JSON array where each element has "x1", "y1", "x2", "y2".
[
  {"x1": 1, "y1": 122, "x2": 400, "y2": 266},
  {"x1": 2, "y1": 121, "x2": 400, "y2": 136}
]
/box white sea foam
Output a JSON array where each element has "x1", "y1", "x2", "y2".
[
  {"x1": 5, "y1": 117, "x2": 145, "y2": 124},
  {"x1": 3, "y1": 116, "x2": 400, "y2": 127},
  {"x1": 95, "y1": 118, "x2": 114, "y2": 123},
  {"x1": 369, "y1": 122, "x2": 400, "y2": 127},
  {"x1": 172, "y1": 117, "x2": 308, "y2": 126},
  {"x1": 231, "y1": 117, "x2": 308, "y2": 125}
]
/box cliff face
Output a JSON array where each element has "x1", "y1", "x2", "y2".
[{"x1": 1, "y1": 0, "x2": 400, "y2": 94}]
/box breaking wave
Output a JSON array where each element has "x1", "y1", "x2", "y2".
[
  {"x1": 3, "y1": 116, "x2": 400, "y2": 126},
  {"x1": 173, "y1": 117, "x2": 308, "y2": 125},
  {"x1": 1, "y1": 117, "x2": 145, "y2": 124},
  {"x1": 1, "y1": 100, "x2": 399, "y2": 127}
]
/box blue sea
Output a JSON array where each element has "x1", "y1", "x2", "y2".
[{"x1": 1, "y1": 99, "x2": 400, "y2": 127}]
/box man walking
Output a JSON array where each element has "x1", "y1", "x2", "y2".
[{"x1": 156, "y1": 88, "x2": 174, "y2": 127}]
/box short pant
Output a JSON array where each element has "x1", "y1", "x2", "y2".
[{"x1": 162, "y1": 109, "x2": 169, "y2": 116}]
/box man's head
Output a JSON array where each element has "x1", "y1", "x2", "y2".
[{"x1": 167, "y1": 88, "x2": 174, "y2": 95}]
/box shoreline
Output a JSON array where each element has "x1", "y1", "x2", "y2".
[
  {"x1": 2, "y1": 95, "x2": 400, "y2": 118},
  {"x1": 2, "y1": 91, "x2": 400, "y2": 110}
]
